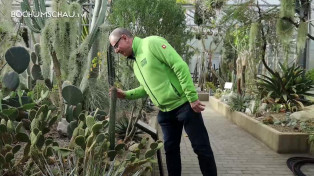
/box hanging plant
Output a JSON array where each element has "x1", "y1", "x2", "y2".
[
  {"x1": 276, "y1": 0, "x2": 296, "y2": 45},
  {"x1": 276, "y1": 18, "x2": 294, "y2": 45},
  {"x1": 207, "y1": 0, "x2": 225, "y2": 9},
  {"x1": 280, "y1": 0, "x2": 295, "y2": 18},
  {"x1": 249, "y1": 22, "x2": 260, "y2": 51},
  {"x1": 296, "y1": 21, "x2": 307, "y2": 54},
  {"x1": 194, "y1": 0, "x2": 203, "y2": 26}
]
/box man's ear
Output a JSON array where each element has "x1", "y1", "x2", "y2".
[{"x1": 121, "y1": 34, "x2": 127, "y2": 41}]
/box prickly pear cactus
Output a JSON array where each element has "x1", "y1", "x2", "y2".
[
  {"x1": 0, "y1": 113, "x2": 30, "y2": 172},
  {"x1": 62, "y1": 85, "x2": 83, "y2": 105},
  {"x1": 31, "y1": 64, "x2": 44, "y2": 80},
  {"x1": 2, "y1": 71, "x2": 20, "y2": 91},
  {"x1": 34, "y1": 43, "x2": 42, "y2": 65},
  {"x1": 67, "y1": 120, "x2": 78, "y2": 137},
  {"x1": 30, "y1": 43, "x2": 44, "y2": 81},
  {"x1": 65, "y1": 102, "x2": 83, "y2": 138},
  {"x1": 5, "y1": 46, "x2": 30, "y2": 74},
  {"x1": 31, "y1": 52, "x2": 37, "y2": 65}
]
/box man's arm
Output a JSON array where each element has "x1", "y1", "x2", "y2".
[{"x1": 124, "y1": 85, "x2": 148, "y2": 100}]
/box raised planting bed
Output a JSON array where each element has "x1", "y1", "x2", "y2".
[
  {"x1": 208, "y1": 96, "x2": 309, "y2": 153},
  {"x1": 198, "y1": 92, "x2": 209, "y2": 101}
]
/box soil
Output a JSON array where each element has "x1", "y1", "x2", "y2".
[{"x1": 251, "y1": 112, "x2": 314, "y2": 133}]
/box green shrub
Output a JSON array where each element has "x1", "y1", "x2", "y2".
[
  {"x1": 306, "y1": 68, "x2": 314, "y2": 81},
  {"x1": 257, "y1": 63, "x2": 314, "y2": 106}
]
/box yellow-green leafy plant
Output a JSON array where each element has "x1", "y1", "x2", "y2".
[
  {"x1": 214, "y1": 88, "x2": 223, "y2": 99},
  {"x1": 205, "y1": 82, "x2": 216, "y2": 92}
]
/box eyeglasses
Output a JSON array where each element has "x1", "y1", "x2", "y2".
[{"x1": 113, "y1": 37, "x2": 122, "y2": 49}]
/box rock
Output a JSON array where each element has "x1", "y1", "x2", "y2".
[
  {"x1": 303, "y1": 105, "x2": 314, "y2": 111},
  {"x1": 128, "y1": 143, "x2": 139, "y2": 152},
  {"x1": 258, "y1": 103, "x2": 267, "y2": 112},
  {"x1": 221, "y1": 92, "x2": 234, "y2": 103},
  {"x1": 57, "y1": 118, "x2": 69, "y2": 136},
  {"x1": 290, "y1": 110, "x2": 314, "y2": 122},
  {"x1": 245, "y1": 100, "x2": 256, "y2": 115},
  {"x1": 245, "y1": 108, "x2": 252, "y2": 115},
  {"x1": 256, "y1": 116, "x2": 264, "y2": 121},
  {"x1": 249, "y1": 100, "x2": 256, "y2": 111},
  {"x1": 263, "y1": 115, "x2": 274, "y2": 124}
]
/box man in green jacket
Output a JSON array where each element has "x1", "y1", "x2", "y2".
[{"x1": 109, "y1": 28, "x2": 217, "y2": 176}]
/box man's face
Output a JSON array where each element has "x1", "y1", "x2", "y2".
[{"x1": 110, "y1": 34, "x2": 132, "y2": 57}]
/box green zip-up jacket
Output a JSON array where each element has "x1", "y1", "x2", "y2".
[{"x1": 124, "y1": 36, "x2": 198, "y2": 112}]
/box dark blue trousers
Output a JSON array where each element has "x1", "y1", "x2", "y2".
[{"x1": 157, "y1": 102, "x2": 217, "y2": 176}]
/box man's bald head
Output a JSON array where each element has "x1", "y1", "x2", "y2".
[
  {"x1": 109, "y1": 28, "x2": 133, "y2": 41},
  {"x1": 109, "y1": 28, "x2": 134, "y2": 57}
]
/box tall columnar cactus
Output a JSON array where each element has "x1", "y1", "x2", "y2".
[
  {"x1": 39, "y1": 1, "x2": 82, "y2": 116},
  {"x1": 109, "y1": 87, "x2": 117, "y2": 155},
  {"x1": 107, "y1": 44, "x2": 115, "y2": 86},
  {"x1": 80, "y1": 0, "x2": 111, "y2": 92},
  {"x1": 77, "y1": 0, "x2": 110, "y2": 89},
  {"x1": 20, "y1": 0, "x2": 47, "y2": 33}
]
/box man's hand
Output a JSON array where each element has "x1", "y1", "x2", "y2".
[
  {"x1": 190, "y1": 100, "x2": 205, "y2": 113},
  {"x1": 109, "y1": 87, "x2": 126, "y2": 99}
]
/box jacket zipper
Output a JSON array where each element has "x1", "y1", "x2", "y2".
[{"x1": 135, "y1": 61, "x2": 163, "y2": 109}]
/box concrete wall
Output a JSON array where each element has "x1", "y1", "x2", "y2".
[{"x1": 208, "y1": 96, "x2": 309, "y2": 153}]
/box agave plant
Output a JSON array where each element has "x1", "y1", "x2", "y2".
[
  {"x1": 257, "y1": 63, "x2": 314, "y2": 108},
  {"x1": 227, "y1": 94, "x2": 250, "y2": 112},
  {"x1": 116, "y1": 117, "x2": 143, "y2": 142}
]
